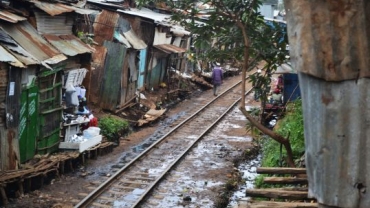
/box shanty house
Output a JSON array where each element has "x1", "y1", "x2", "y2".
[
  {"x1": 85, "y1": 9, "x2": 147, "y2": 111},
  {"x1": 117, "y1": 8, "x2": 190, "y2": 90},
  {"x1": 0, "y1": 1, "x2": 95, "y2": 170}
]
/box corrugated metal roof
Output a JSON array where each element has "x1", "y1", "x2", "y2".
[
  {"x1": 117, "y1": 8, "x2": 190, "y2": 36},
  {"x1": 0, "y1": 45, "x2": 25, "y2": 68},
  {"x1": 299, "y1": 72, "x2": 370, "y2": 207},
  {"x1": 1, "y1": 21, "x2": 66, "y2": 65},
  {"x1": 30, "y1": 1, "x2": 98, "y2": 16},
  {"x1": 0, "y1": 27, "x2": 39, "y2": 65},
  {"x1": 154, "y1": 44, "x2": 186, "y2": 54},
  {"x1": 0, "y1": 11, "x2": 27, "y2": 23},
  {"x1": 123, "y1": 29, "x2": 147, "y2": 50},
  {"x1": 43, "y1": 34, "x2": 94, "y2": 56}
]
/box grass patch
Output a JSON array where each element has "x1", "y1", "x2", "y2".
[{"x1": 261, "y1": 99, "x2": 304, "y2": 167}]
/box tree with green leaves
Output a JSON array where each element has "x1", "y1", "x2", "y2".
[{"x1": 138, "y1": 0, "x2": 296, "y2": 166}]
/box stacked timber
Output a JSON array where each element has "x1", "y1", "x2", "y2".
[
  {"x1": 238, "y1": 167, "x2": 317, "y2": 208},
  {"x1": 0, "y1": 141, "x2": 114, "y2": 205}
]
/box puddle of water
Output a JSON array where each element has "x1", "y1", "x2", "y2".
[{"x1": 228, "y1": 154, "x2": 262, "y2": 207}]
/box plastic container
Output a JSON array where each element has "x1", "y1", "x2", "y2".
[
  {"x1": 89, "y1": 127, "x2": 101, "y2": 135},
  {"x1": 83, "y1": 127, "x2": 100, "y2": 139},
  {"x1": 80, "y1": 88, "x2": 86, "y2": 98}
]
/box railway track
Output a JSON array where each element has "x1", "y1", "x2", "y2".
[{"x1": 75, "y1": 80, "x2": 251, "y2": 208}]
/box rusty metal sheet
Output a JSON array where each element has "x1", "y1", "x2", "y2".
[
  {"x1": 1, "y1": 21, "x2": 66, "y2": 64},
  {"x1": 32, "y1": 1, "x2": 74, "y2": 16},
  {"x1": 299, "y1": 72, "x2": 370, "y2": 207},
  {"x1": 0, "y1": 10, "x2": 26, "y2": 23},
  {"x1": 154, "y1": 44, "x2": 186, "y2": 54},
  {"x1": 0, "y1": 27, "x2": 39, "y2": 65},
  {"x1": 34, "y1": 11, "x2": 73, "y2": 35},
  {"x1": 93, "y1": 10, "x2": 119, "y2": 45},
  {"x1": 0, "y1": 45, "x2": 25, "y2": 68},
  {"x1": 285, "y1": 0, "x2": 370, "y2": 81},
  {"x1": 90, "y1": 46, "x2": 107, "y2": 103},
  {"x1": 44, "y1": 34, "x2": 94, "y2": 56}
]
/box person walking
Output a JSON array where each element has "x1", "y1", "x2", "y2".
[{"x1": 212, "y1": 62, "x2": 223, "y2": 96}]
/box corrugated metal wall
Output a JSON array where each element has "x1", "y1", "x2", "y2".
[
  {"x1": 0, "y1": 63, "x2": 7, "y2": 126},
  {"x1": 0, "y1": 63, "x2": 7, "y2": 170},
  {"x1": 299, "y1": 72, "x2": 370, "y2": 207},
  {"x1": 34, "y1": 11, "x2": 74, "y2": 35},
  {"x1": 100, "y1": 41, "x2": 127, "y2": 110},
  {"x1": 285, "y1": 0, "x2": 370, "y2": 207}
]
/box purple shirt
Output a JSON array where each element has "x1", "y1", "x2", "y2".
[{"x1": 212, "y1": 67, "x2": 223, "y2": 85}]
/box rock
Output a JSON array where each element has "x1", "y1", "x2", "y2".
[
  {"x1": 183, "y1": 196, "x2": 192, "y2": 202},
  {"x1": 80, "y1": 172, "x2": 88, "y2": 177}
]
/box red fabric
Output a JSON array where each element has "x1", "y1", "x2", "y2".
[{"x1": 89, "y1": 117, "x2": 98, "y2": 127}]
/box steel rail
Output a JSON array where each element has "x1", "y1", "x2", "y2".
[{"x1": 75, "y1": 80, "x2": 250, "y2": 208}]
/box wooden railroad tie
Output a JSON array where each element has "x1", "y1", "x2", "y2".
[{"x1": 245, "y1": 200, "x2": 318, "y2": 208}]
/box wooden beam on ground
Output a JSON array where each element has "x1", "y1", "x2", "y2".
[
  {"x1": 263, "y1": 177, "x2": 308, "y2": 184},
  {"x1": 246, "y1": 188, "x2": 312, "y2": 200},
  {"x1": 244, "y1": 200, "x2": 317, "y2": 208},
  {"x1": 257, "y1": 167, "x2": 306, "y2": 175}
]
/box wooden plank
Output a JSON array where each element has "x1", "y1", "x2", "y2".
[
  {"x1": 92, "y1": 202, "x2": 112, "y2": 208},
  {"x1": 256, "y1": 167, "x2": 306, "y2": 175},
  {"x1": 244, "y1": 200, "x2": 317, "y2": 208},
  {"x1": 246, "y1": 188, "x2": 312, "y2": 200},
  {"x1": 120, "y1": 179, "x2": 149, "y2": 185},
  {"x1": 113, "y1": 184, "x2": 137, "y2": 190},
  {"x1": 264, "y1": 177, "x2": 308, "y2": 184}
]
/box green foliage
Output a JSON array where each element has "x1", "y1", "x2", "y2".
[
  {"x1": 261, "y1": 99, "x2": 305, "y2": 167},
  {"x1": 98, "y1": 116, "x2": 130, "y2": 142}
]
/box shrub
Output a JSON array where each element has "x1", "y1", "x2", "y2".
[
  {"x1": 261, "y1": 99, "x2": 305, "y2": 167},
  {"x1": 98, "y1": 116, "x2": 130, "y2": 143}
]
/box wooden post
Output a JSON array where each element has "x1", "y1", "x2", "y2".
[
  {"x1": 60, "y1": 161, "x2": 65, "y2": 174},
  {"x1": 0, "y1": 184, "x2": 8, "y2": 205},
  {"x1": 18, "y1": 179, "x2": 24, "y2": 196}
]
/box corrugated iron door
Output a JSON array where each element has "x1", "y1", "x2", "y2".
[
  {"x1": 37, "y1": 70, "x2": 63, "y2": 155},
  {"x1": 19, "y1": 83, "x2": 38, "y2": 163}
]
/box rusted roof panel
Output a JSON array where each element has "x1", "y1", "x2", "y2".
[
  {"x1": 44, "y1": 34, "x2": 94, "y2": 56},
  {"x1": 33, "y1": 1, "x2": 74, "y2": 16},
  {"x1": 0, "y1": 45, "x2": 25, "y2": 68},
  {"x1": 154, "y1": 44, "x2": 186, "y2": 54},
  {"x1": 30, "y1": 1, "x2": 98, "y2": 16},
  {"x1": 93, "y1": 10, "x2": 119, "y2": 45},
  {"x1": 0, "y1": 27, "x2": 39, "y2": 65},
  {"x1": 0, "y1": 11, "x2": 26, "y2": 23},
  {"x1": 123, "y1": 29, "x2": 147, "y2": 50},
  {"x1": 1, "y1": 21, "x2": 66, "y2": 64}
]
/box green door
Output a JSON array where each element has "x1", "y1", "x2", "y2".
[
  {"x1": 37, "y1": 71, "x2": 63, "y2": 155},
  {"x1": 19, "y1": 84, "x2": 38, "y2": 163}
]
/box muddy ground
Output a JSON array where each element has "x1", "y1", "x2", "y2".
[{"x1": 5, "y1": 72, "x2": 258, "y2": 208}]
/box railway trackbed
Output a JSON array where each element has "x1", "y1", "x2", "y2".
[{"x1": 75, "y1": 81, "x2": 251, "y2": 208}]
